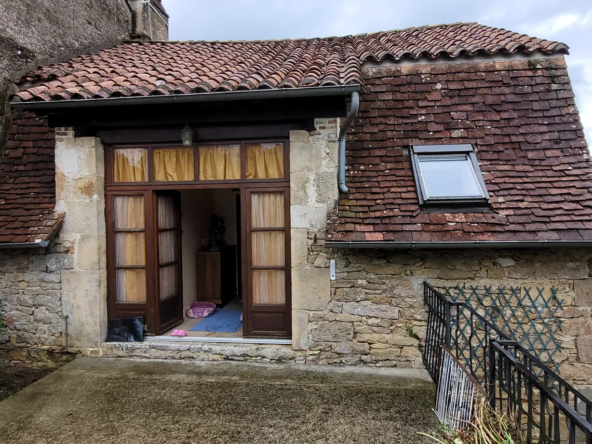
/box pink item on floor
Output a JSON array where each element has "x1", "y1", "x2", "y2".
[
  {"x1": 185, "y1": 301, "x2": 216, "y2": 319},
  {"x1": 170, "y1": 330, "x2": 186, "y2": 337}
]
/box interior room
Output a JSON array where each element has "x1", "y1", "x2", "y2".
[{"x1": 159, "y1": 188, "x2": 243, "y2": 339}]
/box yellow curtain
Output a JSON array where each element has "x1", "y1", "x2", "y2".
[
  {"x1": 251, "y1": 192, "x2": 284, "y2": 228},
  {"x1": 153, "y1": 148, "x2": 194, "y2": 181},
  {"x1": 250, "y1": 191, "x2": 286, "y2": 305},
  {"x1": 114, "y1": 196, "x2": 147, "y2": 303},
  {"x1": 253, "y1": 270, "x2": 285, "y2": 304},
  {"x1": 114, "y1": 149, "x2": 147, "y2": 182},
  {"x1": 117, "y1": 270, "x2": 147, "y2": 303},
  {"x1": 199, "y1": 145, "x2": 241, "y2": 180},
  {"x1": 246, "y1": 143, "x2": 284, "y2": 179}
]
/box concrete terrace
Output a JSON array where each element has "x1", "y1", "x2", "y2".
[{"x1": 0, "y1": 358, "x2": 437, "y2": 444}]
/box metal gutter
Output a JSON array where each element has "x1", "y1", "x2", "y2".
[
  {"x1": 338, "y1": 91, "x2": 359, "y2": 194},
  {"x1": 325, "y1": 240, "x2": 592, "y2": 250},
  {"x1": 11, "y1": 85, "x2": 362, "y2": 111},
  {"x1": 0, "y1": 218, "x2": 63, "y2": 249},
  {"x1": 0, "y1": 240, "x2": 50, "y2": 249}
]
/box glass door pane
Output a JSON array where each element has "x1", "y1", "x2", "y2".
[
  {"x1": 245, "y1": 189, "x2": 290, "y2": 337},
  {"x1": 155, "y1": 192, "x2": 183, "y2": 332},
  {"x1": 113, "y1": 195, "x2": 147, "y2": 303}
]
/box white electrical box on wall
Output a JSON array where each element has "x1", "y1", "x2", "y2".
[{"x1": 330, "y1": 259, "x2": 336, "y2": 280}]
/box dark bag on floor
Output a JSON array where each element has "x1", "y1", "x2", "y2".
[{"x1": 106, "y1": 316, "x2": 145, "y2": 342}]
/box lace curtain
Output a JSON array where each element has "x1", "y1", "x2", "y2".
[{"x1": 157, "y1": 195, "x2": 178, "y2": 301}]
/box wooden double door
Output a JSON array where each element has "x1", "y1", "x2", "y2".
[{"x1": 106, "y1": 187, "x2": 291, "y2": 338}]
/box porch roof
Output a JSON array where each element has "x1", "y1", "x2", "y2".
[{"x1": 11, "y1": 22, "x2": 567, "y2": 103}]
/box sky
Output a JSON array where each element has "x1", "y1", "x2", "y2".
[{"x1": 161, "y1": 0, "x2": 592, "y2": 144}]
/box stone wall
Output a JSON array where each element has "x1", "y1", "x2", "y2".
[
  {"x1": 0, "y1": 237, "x2": 73, "y2": 347},
  {"x1": 287, "y1": 119, "x2": 592, "y2": 386},
  {"x1": 54, "y1": 131, "x2": 107, "y2": 348},
  {"x1": 0, "y1": 130, "x2": 106, "y2": 350}
]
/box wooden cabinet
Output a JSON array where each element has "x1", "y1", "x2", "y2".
[{"x1": 197, "y1": 247, "x2": 237, "y2": 306}]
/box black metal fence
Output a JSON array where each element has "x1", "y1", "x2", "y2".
[
  {"x1": 424, "y1": 282, "x2": 509, "y2": 387},
  {"x1": 423, "y1": 282, "x2": 592, "y2": 443},
  {"x1": 490, "y1": 341, "x2": 592, "y2": 443}
]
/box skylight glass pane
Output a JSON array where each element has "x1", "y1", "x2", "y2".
[{"x1": 418, "y1": 155, "x2": 484, "y2": 199}]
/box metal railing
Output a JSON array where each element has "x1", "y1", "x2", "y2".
[
  {"x1": 490, "y1": 341, "x2": 592, "y2": 444},
  {"x1": 423, "y1": 282, "x2": 592, "y2": 443},
  {"x1": 424, "y1": 282, "x2": 509, "y2": 387}
]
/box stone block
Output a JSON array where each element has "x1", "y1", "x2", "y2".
[
  {"x1": 495, "y1": 257, "x2": 515, "y2": 267},
  {"x1": 387, "y1": 335, "x2": 419, "y2": 347},
  {"x1": 341, "y1": 303, "x2": 399, "y2": 320},
  {"x1": 61, "y1": 200, "x2": 105, "y2": 236},
  {"x1": 289, "y1": 130, "x2": 310, "y2": 143},
  {"x1": 334, "y1": 287, "x2": 366, "y2": 302},
  {"x1": 369, "y1": 348, "x2": 401, "y2": 359},
  {"x1": 292, "y1": 267, "x2": 331, "y2": 311},
  {"x1": 487, "y1": 268, "x2": 505, "y2": 279},
  {"x1": 290, "y1": 172, "x2": 312, "y2": 206},
  {"x1": 364, "y1": 263, "x2": 404, "y2": 276},
  {"x1": 29, "y1": 256, "x2": 48, "y2": 272},
  {"x1": 367, "y1": 295, "x2": 390, "y2": 305},
  {"x1": 333, "y1": 341, "x2": 369, "y2": 354},
  {"x1": 356, "y1": 333, "x2": 387, "y2": 343},
  {"x1": 47, "y1": 254, "x2": 74, "y2": 273},
  {"x1": 575, "y1": 279, "x2": 592, "y2": 307},
  {"x1": 438, "y1": 268, "x2": 477, "y2": 280},
  {"x1": 534, "y1": 262, "x2": 588, "y2": 280},
  {"x1": 55, "y1": 147, "x2": 79, "y2": 176},
  {"x1": 322, "y1": 141, "x2": 338, "y2": 170},
  {"x1": 292, "y1": 310, "x2": 309, "y2": 351},
  {"x1": 290, "y1": 142, "x2": 324, "y2": 174},
  {"x1": 61, "y1": 269, "x2": 106, "y2": 348},
  {"x1": 291, "y1": 229, "x2": 309, "y2": 267},
  {"x1": 311, "y1": 322, "x2": 354, "y2": 342},
  {"x1": 291, "y1": 205, "x2": 327, "y2": 229},
  {"x1": 314, "y1": 170, "x2": 338, "y2": 208},
  {"x1": 576, "y1": 336, "x2": 592, "y2": 364},
  {"x1": 77, "y1": 235, "x2": 106, "y2": 271}
]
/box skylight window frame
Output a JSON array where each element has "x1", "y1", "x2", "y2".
[{"x1": 410, "y1": 144, "x2": 490, "y2": 208}]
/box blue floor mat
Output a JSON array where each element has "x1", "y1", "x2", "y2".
[{"x1": 190, "y1": 309, "x2": 243, "y2": 333}]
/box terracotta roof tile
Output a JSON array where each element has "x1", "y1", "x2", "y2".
[
  {"x1": 327, "y1": 56, "x2": 592, "y2": 243},
  {"x1": 0, "y1": 112, "x2": 63, "y2": 244},
  {"x1": 13, "y1": 23, "x2": 567, "y2": 102}
]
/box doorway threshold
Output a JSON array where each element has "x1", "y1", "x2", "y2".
[{"x1": 148, "y1": 336, "x2": 292, "y2": 345}]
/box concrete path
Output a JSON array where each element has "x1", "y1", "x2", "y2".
[{"x1": 0, "y1": 358, "x2": 438, "y2": 444}]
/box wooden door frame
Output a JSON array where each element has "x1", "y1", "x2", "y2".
[
  {"x1": 153, "y1": 191, "x2": 184, "y2": 334},
  {"x1": 241, "y1": 185, "x2": 292, "y2": 338},
  {"x1": 106, "y1": 189, "x2": 157, "y2": 333},
  {"x1": 105, "y1": 138, "x2": 292, "y2": 337}
]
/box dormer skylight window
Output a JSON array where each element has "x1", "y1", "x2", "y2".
[{"x1": 411, "y1": 144, "x2": 489, "y2": 209}]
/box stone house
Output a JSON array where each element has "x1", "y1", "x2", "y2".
[{"x1": 1, "y1": 21, "x2": 591, "y2": 386}]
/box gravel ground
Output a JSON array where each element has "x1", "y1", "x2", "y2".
[{"x1": 0, "y1": 357, "x2": 438, "y2": 444}]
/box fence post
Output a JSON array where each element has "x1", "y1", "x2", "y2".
[
  {"x1": 488, "y1": 342, "x2": 496, "y2": 409},
  {"x1": 445, "y1": 301, "x2": 452, "y2": 348}
]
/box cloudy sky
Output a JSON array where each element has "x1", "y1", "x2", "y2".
[{"x1": 162, "y1": 0, "x2": 592, "y2": 143}]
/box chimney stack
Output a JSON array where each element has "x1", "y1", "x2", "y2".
[{"x1": 127, "y1": 0, "x2": 169, "y2": 41}]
